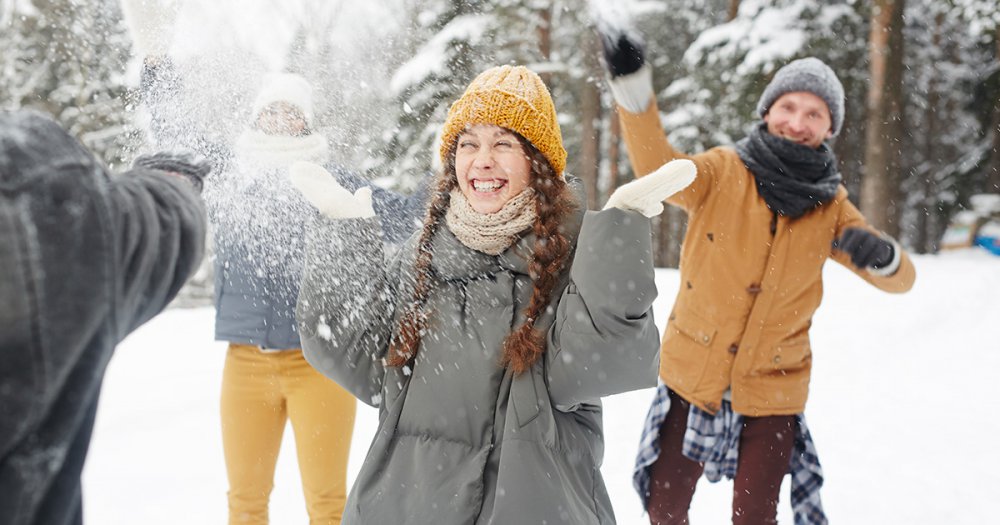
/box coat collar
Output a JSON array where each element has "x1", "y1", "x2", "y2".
[{"x1": 428, "y1": 176, "x2": 585, "y2": 282}]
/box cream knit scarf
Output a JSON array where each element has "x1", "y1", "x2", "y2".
[
  {"x1": 445, "y1": 188, "x2": 537, "y2": 255},
  {"x1": 234, "y1": 129, "x2": 329, "y2": 171}
]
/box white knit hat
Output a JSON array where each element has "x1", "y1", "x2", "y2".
[
  {"x1": 756, "y1": 57, "x2": 845, "y2": 137},
  {"x1": 251, "y1": 72, "x2": 314, "y2": 126}
]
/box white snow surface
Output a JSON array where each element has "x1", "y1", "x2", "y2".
[{"x1": 84, "y1": 250, "x2": 1000, "y2": 524}]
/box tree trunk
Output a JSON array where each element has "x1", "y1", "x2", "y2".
[
  {"x1": 916, "y1": 11, "x2": 944, "y2": 253},
  {"x1": 727, "y1": 0, "x2": 741, "y2": 21},
  {"x1": 579, "y1": 33, "x2": 602, "y2": 210},
  {"x1": 990, "y1": 32, "x2": 1000, "y2": 193},
  {"x1": 653, "y1": 208, "x2": 684, "y2": 268},
  {"x1": 536, "y1": 6, "x2": 552, "y2": 86},
  {"x1": 861, "y1": 0, "x2": 906, "y2": 237},
  {"x1": 608, "y1": 106, "x2": 622, "y2": 195}
]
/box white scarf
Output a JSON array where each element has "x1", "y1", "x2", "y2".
[
  {"x1": 233, "y1": 129, "x2": 329, "y2": 172},
  {"x1": 445, "y1": 188, "x2": 537, "y2": 255}
]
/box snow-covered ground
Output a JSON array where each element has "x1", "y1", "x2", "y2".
[{"x1": 84, "y1": 250, "x2": 1000, "y2": 524}]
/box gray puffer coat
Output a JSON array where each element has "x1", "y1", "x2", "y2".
[{"x1": 297, "y1": 181, "x2": 660, "y2": 524}]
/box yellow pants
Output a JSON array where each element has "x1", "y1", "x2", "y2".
[{"x1": 221, "y1": 343, "x2": 356, "y2": 525}]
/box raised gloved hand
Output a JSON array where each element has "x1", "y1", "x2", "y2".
[
  {"x1": 120, "y1": 0, "x2": 182, "y2": 56},
  {"x1": 132, "y1": 149, "x2": 211, "y2": 192},
  {"x1": 597, "y1": 27, "x2": 653, "y2": 114},
  {"x1": 289, "y1": 161, "x2": 375, "y2": 219},
  {"x1": 600, "y1": 29, "x2": 645, "y2": 78},
  {"x1": 833, "y1": 228, "x2": 897, "y2": 272},
  {"x1": 603, "y1": 159, "x2": 696, "y2": 217}
]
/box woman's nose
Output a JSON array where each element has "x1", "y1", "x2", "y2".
[{"x1": 474, "y1": 146, "x2": 495, "y2": 168}]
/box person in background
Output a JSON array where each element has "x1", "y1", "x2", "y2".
[
  {"x1": 122, "y1": 2, "x2": 427, "y2": 522},
  {"x1": 290, "y1": 64, "x2": 696, "y2": 524},
  {"x1": 0, "y1": 110, "x2": 208, "y2": 525},
  {"x1": 600, "y1": 28, "x2": 916, "y2": 525}
]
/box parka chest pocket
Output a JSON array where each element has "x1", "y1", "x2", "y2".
[{"x1": 670, "y1": 311, "x2": 718, "y2": 348}]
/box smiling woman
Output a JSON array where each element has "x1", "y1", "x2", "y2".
[
  {"x1": 454, "y1": 125, "x2": 531, "y2": 214},
  {"x1": 289, "y1": 64, "x2": 696, "y2": 524}
]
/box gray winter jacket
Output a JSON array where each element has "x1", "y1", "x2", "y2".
[
  {"x1": 141, "y1": 59, "x2": 427, "y2": 350},
  {"x1": 297, "y1": 181, "x2": 660, "y2": 524},
  {"x1": 208, "y1": 165, "x2": 427, "y2": 349},
  {"x1": 0, "y1": 110, "x2": 206, "y2": 524}
]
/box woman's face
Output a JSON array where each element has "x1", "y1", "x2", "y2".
[
  {"x1": 454, "y1": 125, "x2": 532, "y2": 214},
  {"x1": 255, "y1": 101, "x2": 308, "y2": 136}
]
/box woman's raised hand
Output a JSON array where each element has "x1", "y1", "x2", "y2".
[
  {"x1": 289, "y1": 162, "x2": 375, "y2": 220},
  {"x1": 603, "y1": 159, "x2": 696, "y2": 218}
]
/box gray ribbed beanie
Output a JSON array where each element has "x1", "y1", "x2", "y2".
[{"x1": 756, "y1": 57, "x2": 845, "y2": 137}]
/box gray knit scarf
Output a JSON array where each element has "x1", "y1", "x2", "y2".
[
  {"x1": 735, "y1": 122, "x2": 842, "y2": 219},
  {"x1": 445, "y1": 188, "x2": 537, "y2": 255}
]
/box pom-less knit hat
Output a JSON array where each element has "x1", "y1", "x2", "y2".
[
  {"x1": 439, "y1": 65, "x2": 567, "y2": 177},
  {"x1": 756, "y1": 57, "x2": 845, "y2": 137},
  {"x1": 252, "y1": 72, "x2": 314, "y2": 126}
]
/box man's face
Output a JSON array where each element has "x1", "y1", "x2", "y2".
[{"x1": 763, "y1": 91, "x2": 833, "y2": 149}]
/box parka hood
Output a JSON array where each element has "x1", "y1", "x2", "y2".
[{"x1": 0, "y1": 109, "x2": 114, "y2": 390}]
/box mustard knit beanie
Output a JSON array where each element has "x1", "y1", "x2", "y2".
[{"x1": 439, "y1": 65, "x2": 567, "y2": 177}]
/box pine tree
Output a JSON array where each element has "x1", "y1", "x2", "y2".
[
  {"x1": 1, "y1": 0, "x2": 134, "y2": 167},
  {"x1": 366, "y1": 0, "x2": 498, "y2": 188},
  {"x1": 899, "y1": 0, "x2": 986, "y2": 251}
]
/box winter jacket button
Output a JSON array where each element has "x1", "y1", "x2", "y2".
[
  {"x1": 702, "y1": 335, "x2": 711, "y2": 343},
  {"x1": 773, "y1": 355, "x2": 781, "y2": 364},
  {"x1": 747, "y1": 284, "x2": 762, "y2": 295},
  {"x1": 728, "y1": 344, "x2": 738, "y2": 354},
  {"x1": 705, "y1": 401, "x2": 718, "y2": 412}
]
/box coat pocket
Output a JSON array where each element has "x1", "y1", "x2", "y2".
[
  {"x1": 660, "y1": 309, "x2": 718, "y2": 392},
  {"x1": 753, "y1": 339, "x2": 812, "y2": 374},
  {"x1": 670, "y1": 310, "x2": 718, "y2": 347}
]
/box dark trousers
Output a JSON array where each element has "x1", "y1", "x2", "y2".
[{"x1": 647, "y1": 389, "x2": 796, "y2": 525}]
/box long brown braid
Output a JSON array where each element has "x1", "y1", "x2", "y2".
[
  {"x1": 386, "y1": 135, "x2": 575, "y2": 374},
  {"x1": 385, "y1": 147, "x2": 457, "y2": 369}
]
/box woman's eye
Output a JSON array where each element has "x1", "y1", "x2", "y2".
[
  {"x1": 459, "y1": 141, "x2": 477, "y2": 149},
  {"x1": 495, "y1": 140, "x2": 512, "y2": 148}
]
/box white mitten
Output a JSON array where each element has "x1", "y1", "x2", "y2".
[
  {"x1": 607, "y1": 66, "x2": 655, "y2": 114},
  {"x1": 603, "y1": 159, "x2": 696, "y2": 217},
  {"x1": 120, "y1": 0, "x2": 182, "y2": 56},
  {"x1": 289, "y1": 161, "x2": 375, "y2": 219}
]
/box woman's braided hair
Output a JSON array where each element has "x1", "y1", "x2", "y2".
[{"x1": 386, "y1": 133, "x2": 574, "y2": 374}]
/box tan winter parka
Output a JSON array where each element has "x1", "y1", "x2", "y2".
[{"x1": 619, "y1": 102, "x2": 915, "y2": 417}]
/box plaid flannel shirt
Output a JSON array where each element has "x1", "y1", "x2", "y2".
[{"x1": 633, "y1": 383, "x2": 827, "y2": 525}]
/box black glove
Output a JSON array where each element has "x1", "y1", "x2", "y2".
[
  {"x1": 599, "y1": 30, "x2": 646, "y2": 78},
  {"x1": 833, "y1": 228, "x2": 894, "y2": 270},
  {"x1": 132, "y1": 149, "x2": 211, "y2": 192}
]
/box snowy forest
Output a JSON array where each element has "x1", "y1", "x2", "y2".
[{"x1": 2, "y1": 0, "x2": 999, "y2": 272}]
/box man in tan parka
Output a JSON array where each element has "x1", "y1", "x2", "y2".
[{"x1": 601, "y1": 31, "x2": 915, "y2": 525}]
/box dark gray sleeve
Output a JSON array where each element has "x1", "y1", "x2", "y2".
[
  {"x1": 110, "y1": 170, "x2": 207, "y2": 339},
  {"x1": 329, "y1": 167, "x2": 428, "y2": 244},
  {"x1": 297, "y1": 215, "x2": 406, "y2": 407},
  {"x1": 545, "y1": 207, "x2": 661, "y2": 409}
]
